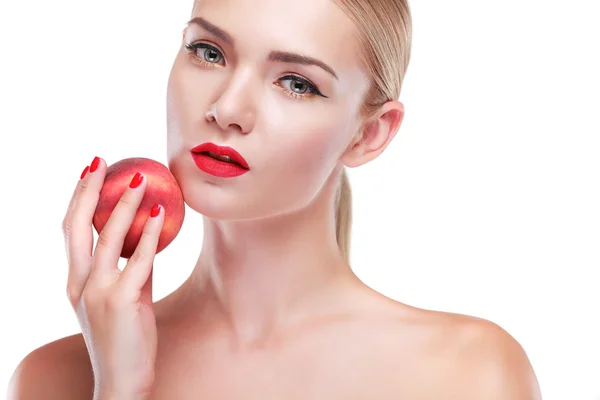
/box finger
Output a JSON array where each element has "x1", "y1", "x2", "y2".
[
  {"x1": 62, "y1": 165, "x2": 90, "y2": 231},
  {"x1": 62, "y1": 165, "x2": 89, "y2": 250},
  {"x1": 91, "y1": 171, "x2": 147, "y2": 282},
  {"x1": 65, "y1": 157, "x2": 106, "y2": 303},
  {"x1": 63, "y1": 166, "x2": 90, "y2": 305},
  {"x1": 120, "y1": 204, "x2": 164, "y2": 295},
  {"x1": 68, "y1": 157, "x2": 106, "y2": 269}
]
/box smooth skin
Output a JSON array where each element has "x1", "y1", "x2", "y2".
[{"x1": 8, "y1": 0, "x2": 542, "y2": 398}]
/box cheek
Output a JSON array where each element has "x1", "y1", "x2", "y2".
[
  {"x1": 239, "y1": 117, "x2": 349, "y2": 217},
  {"x1": 289, "y1": 113, "x2": 353, "y2": 168},
  {"x1": 264, "y1": 95, "x2": 354, "y2": 168},
  {"x1": 263, "y1": 115, "x2": 352, "y2": 194}
]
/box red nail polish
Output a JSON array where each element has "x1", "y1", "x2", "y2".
[
  {"x1": 150, "y1": 204, "x2": 162, "y2": 218},
  {"x1": 90, "y1": 157, "x2": 100, "y2": 173},
  {"x1": 129, "y1": 172, "x2": 143, "y2": 188},
  {"x1": 80, "y1": 166, "x2": 90, "y2": 180}
]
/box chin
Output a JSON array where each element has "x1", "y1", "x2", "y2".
[
  {"x1": 179, "y1": 181, "x2": 261, "y2": 221},
  {"x1": 184, "y1": 179, "x2": 316, "y2": 223}
]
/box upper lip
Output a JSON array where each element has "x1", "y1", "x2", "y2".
[{"x1": 190, "y1": 142, "x2": 250, "y2": 169}]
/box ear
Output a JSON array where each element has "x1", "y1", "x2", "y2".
[{"x1": 340, "y1": 100, "x2": 405, "y2": 168}]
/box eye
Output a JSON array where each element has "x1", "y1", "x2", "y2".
[
  {"x1": 184, "y1": 42, "x2": 328, "y2": 99},
  {"x1": 276, "y1": 75, "x2": 326, "y2": 100},
  {"x1": 184, "y1": 42, "x2": 224, "y2": 66}
]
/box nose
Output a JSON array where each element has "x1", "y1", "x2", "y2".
[{"x1": 207, "y1": 70, "x2": 257, "y2": 134}]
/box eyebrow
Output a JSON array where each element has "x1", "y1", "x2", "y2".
[{"x1": 187, "y1": 17, "x2": 339, "y2": 80}]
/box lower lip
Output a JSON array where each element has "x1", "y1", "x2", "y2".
[{"x1": 191, "y1": 153, "x2": 249, "y2": 178}]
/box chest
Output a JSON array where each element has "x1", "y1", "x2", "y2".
[
  {"x1": 149, "y1": 360, "x2": 406, "y2": 399},
  {"x1": 148, "y1": 335, "x2": 417, "y2": 399}
]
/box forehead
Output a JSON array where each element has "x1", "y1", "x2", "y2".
[{"x1": 191, "y1": 0, "x2": 365, "y2": 77}]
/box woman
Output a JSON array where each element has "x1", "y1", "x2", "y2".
[{"x1": 9, "y1": 0, "x2": 542, "y2": 398}]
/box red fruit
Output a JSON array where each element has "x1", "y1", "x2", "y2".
[{"x1": 93, "y1": 157, "x2": 185, "y2": 259}]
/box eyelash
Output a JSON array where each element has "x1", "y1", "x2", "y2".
[{"x1": 184, "y1": 42, "x2": 326, "y2": 100}]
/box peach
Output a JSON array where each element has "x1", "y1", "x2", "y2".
[{"x1": 92, "y1": 157, "x2": 185, "y2": 259}]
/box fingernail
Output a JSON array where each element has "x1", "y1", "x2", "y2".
[
  {"x1": 80, "y1": 166, "x2": 90, "y2": 180},
  {"x1": 150, "y1": 204, "x2": 162, "y2": 218},
  {"x1": 90, "y1": 157, "x2": 101, "y2": 173},
  {"x1": 129, "y1": 172, "x2": 144, "y2": 188}
]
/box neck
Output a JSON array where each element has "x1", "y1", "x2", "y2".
[{"x1": 182, "y1": 181, "x2": 360, "y2": 348}]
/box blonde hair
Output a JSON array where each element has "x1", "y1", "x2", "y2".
[{"x1": 333, "y1": 0, "x2": 413, "y2": 264}]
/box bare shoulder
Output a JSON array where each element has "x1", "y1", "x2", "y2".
[
  {"x1": 429, "y1": 309, "x2": 541, "y2": 399},
  {"x1": 375, "y1": 297, "x2": 543, "y2": 399},
  {"x1": 5, "y1": 292, "x2": 181, "y2": 400},
  {"x1": 7, "y1": 333, "x2": 93, "y2": 400}
]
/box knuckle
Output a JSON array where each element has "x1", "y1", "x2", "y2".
[
  {"x1": 130, "y1": 248, "x2": 147, "y2": 265},
  {"x1": 61, "y1": 219, "x2": 72, "y2": 237},
  {"x1": 66, "y1": 285, "x2": 79, "y2": 307},
  {"x1": 130, "y1": 231, "x2": 154, "y2": 263},
  {"x1": 81, "y1": 292, "x2": 95, "y2": 310},
  {"x1": 118, "y1": 196, "x2": 131, "y2": 207},
  {"x1": 105, "y1": 290, "x2": 125, "y2": 310},
  {"x1": 97, "y1": 229, "x2": 110, "y2": 247}
]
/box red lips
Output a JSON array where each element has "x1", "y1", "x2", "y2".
[{"x1": 190, "y1": 142, "x2": 249, "y2": 170}]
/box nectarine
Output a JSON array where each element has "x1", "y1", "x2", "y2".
[{"x1": 92, "y1": 157, "x2": 185, "y2": 259}]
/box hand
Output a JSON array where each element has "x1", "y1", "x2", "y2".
[{"x1": 62, "y1": 157, "x2": 164, "y2": 399}]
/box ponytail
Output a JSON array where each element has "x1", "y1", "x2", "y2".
[{"x1": 335, "y1": 167, "x2": 352, "y2": 264}]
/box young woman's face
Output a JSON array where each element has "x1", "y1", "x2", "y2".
[{"x1": 167, "y1": 0, "x2": 371, "y2": 220}]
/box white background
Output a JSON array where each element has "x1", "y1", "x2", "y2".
[{"x1": 1, "y1": 0, "x2": 599, "y2": 398}]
